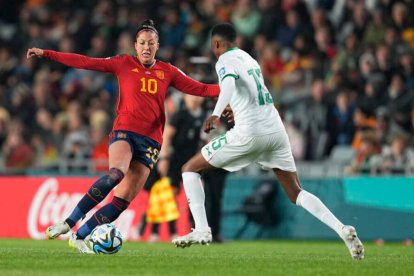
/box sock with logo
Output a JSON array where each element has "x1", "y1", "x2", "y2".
[
  {"x1": 76, "y1": 196, "x2": 130, "y2": 239},
  {"x1": 65, "y1": 168, "x2": 124, "y2": 228}
]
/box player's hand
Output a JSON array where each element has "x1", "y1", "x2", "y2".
[
  {"x1": 221, "y1": 105, "x2": 234, "y2": 123},
  {"x1": 26, "y1": 48, "x2": 44, "y2": 59},
  {"x1": 204, "y1": 115, "x2": 220, "y2": 133}
]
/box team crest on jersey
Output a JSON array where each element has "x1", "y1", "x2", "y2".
[
  {"x1": 219, "y1": 67, "x2": 226, "y2": 78},
  {"x1": 155, "y1": 70, "x2": 164, "y2": 79}
]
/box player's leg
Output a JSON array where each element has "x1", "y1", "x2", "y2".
[
  {"x1": 69, "y1": 160, "x2": 149, "y2": 253},
  {"x1": 273, "y1": 169, "x2": 364, "y2": 260},
  {"x1": 259, "y1": 131, "x2": 364, "y2": 259},
  {"x1": 173, "y1": 133, "x2": 254, "y2": 247},
  {"x1": 46, "y1": 139, "x2": 131, "y2": 239},
  {"x1": 75, "y1": 160, "x2": 150, "y2": 239},
  {"x1": 273, "y1": 169, "x2": 345, "y2": 232},
  {"x1": 172, "y1": 152, "x2": 215, "y2": 247},
  {"x1": 183, "y1": 152, "x2": 216, "y2": 229}
]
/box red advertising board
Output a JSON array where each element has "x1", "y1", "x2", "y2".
[{"x1": 0, "y1": 177, "x2": 190, "y2": 240}]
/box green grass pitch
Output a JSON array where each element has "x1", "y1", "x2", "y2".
[{"x1": 1, "y1": 239, "x2": 413, "y2": 275}]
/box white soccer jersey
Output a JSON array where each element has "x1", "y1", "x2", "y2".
[{"x1": 215, "y1": 48, "x2": 284, "y2": 136}]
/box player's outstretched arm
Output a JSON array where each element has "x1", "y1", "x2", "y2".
[
  {"x1": 171, "y1": 66, "x2": 220, "y2": 97},
  {"x1": 26, "y1": 47, "x2": 120, "y2": 73}
]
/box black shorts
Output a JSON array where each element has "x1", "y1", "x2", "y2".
[{"x1": 109, "y1": 130, "x2": 161, "y2": 169}]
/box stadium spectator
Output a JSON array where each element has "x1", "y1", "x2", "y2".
[
  {"x1": 351, "y1": 106, "x2": 377, "y2": 150},
  {"x1": 397, "y1": 49, "x2": 414, "y2": 89},
  {"x1": 259, "y1": 42, "x2": 284, "y2": 90},
  {"x1": 2, "y1": 119, "x2": 35, "y2": 170},
  {"x1": 302, "y1": 79, "x2": 330, "y2": 160},
  {"x1": 346, "y1": 130, "x2": 381, "y2": 175},
  {"x1": 358, "y1": 75, "x2": 385, "y2": 115},
  {"x1": 312, "y1": 26, "x2": 337, "y2": 78},
  {"x1": 231, "y1": 0, "x2": 262, "y2": 40},
  {"x1": 329, "y1": 91, "x2": 355, "y2": 146},
  {"x1": 390, "y1": 2, "x2": 413, "y2": 34},
  {"x1": 380, "y1": 132, "x2": 413, "y2": 174},
  {"x1": 335, "y1": 33, "x2": 360, "y2": 73},
  {"x1": 33, "y1": 108, "x2": 58, "y2": 167},
  {"x1": 374, "y1": 43, "x2": 394, "y2": 82},
  {"x1": 257, "y1": 0, "x2": 283, "y2": 40},
  {"x1": 362, "y1": 8, "x2": 387, "y2": 47},
  {"x1": 384, "y1": 72, "x2": 413, "y2": 130},
  {"x1": 275, "y1": 10, "x2": 304, "y2": 48}
]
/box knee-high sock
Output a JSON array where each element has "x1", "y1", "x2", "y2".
[
  {"x1": 65, "y1": 168, "x2": 124, "y2": 228},
  {"x1": 296, "y1": 190, "x2": 344, "y2": 235},
  {"x1": 182, "y1": 172, "x2": 210, "y2": 231},
  {"x1": 76, "y1": 196, "x2": 130, "y2": 239}
]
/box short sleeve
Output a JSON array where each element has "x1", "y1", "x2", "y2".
[{"x1": 216, "y1": 59, "x2": 239, "y2": 83}]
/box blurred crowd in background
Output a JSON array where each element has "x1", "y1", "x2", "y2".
[{"x1": 0, "y1": 0, "x2": 414, "y2": 175}]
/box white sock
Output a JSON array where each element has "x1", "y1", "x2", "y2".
[
  {"x1": 182, "y1": 172, "x2": 210, "y2": 231},
  {"x1": 296, "y1": 190, "x2": 344, "y2": 235}
]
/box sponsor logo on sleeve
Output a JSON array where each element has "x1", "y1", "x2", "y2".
[{"x1": 219, "y1": 67, "x2": 226, "y2": 78}]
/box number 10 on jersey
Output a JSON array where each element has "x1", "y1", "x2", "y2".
[{"x1": 140, "y1": 77, "x2": 158, "y2": 94}]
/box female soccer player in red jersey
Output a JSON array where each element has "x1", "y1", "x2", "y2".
[{"x1": 27, "y1": 19, "x2": 220, "y2": 253}]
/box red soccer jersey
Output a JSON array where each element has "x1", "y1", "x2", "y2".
[{"x1": 43, "y1": 50, "x2": 220, "y2": 144}]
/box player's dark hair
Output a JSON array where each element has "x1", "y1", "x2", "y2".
[
  {"x1": 135, "y1": 19, "x2": 158, "y2": 40},
  {"x1": 211, "y1": 23, "x2": 237, "y2": 43}
]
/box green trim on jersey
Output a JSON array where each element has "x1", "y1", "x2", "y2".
[
  {"x1": 221, "y1": 73, "x2": 239, "y2": 82},
  {"x1": 224, "y1": 47, "x2": 239, "y2": 53}
]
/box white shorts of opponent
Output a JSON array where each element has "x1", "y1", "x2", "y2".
[{"x1": 201, "y1": 128, "x2": 297, "y2": 172}]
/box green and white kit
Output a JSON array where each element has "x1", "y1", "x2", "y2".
[{"x1": 202, "y1": 48, "x2": 296, "y2": 172}]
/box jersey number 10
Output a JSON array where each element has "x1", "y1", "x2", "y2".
[
  {"x1": 140, "y1": 78, "x2": 158, "y2": 94},
  {"x1": 248, "y1": 69, "x2": 273, "y2": 106}
]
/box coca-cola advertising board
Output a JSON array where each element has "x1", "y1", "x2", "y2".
[{"x1": 0, "y1": 177, "x2": 190, "y2": 240}]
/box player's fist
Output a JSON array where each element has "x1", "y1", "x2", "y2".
[
  {"x1": 26, "y1": 48, "x2": 44, "y2": 59},
  {"x1": 204, "y1": 115, "x2": 220, "y2": 133}
]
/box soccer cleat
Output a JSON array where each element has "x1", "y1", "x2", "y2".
[
  {"x1": 68, "y1": 233, "x2": 94, "y2": 254},
  {"x1": 45, "y1": 222, "x2": 70, "y2": 239},
  {"x1": 172, "y1": 228, "x2": 212, "y2": 248},
  {"x1": 340, "y1": 225, "x2": 364, "y2": 260}
]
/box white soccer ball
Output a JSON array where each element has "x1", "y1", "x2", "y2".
[{"x1": 89, "y1": 224, "x2": 123, "y2": 254}]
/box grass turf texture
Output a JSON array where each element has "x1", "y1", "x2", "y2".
[{"x1": 1, "y1": 239, "x2": 413, "y2": 276}]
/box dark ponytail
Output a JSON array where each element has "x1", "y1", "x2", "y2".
[{"x1": 135, "y1": 19, "x2": 158, "y2": 40}]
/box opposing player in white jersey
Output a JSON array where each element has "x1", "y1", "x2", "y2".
[{"x1": 172, "y1": 23, "x2": 364, "y2": 260}]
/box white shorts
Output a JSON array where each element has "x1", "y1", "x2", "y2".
[{"x1": 201, "y1": 129, "x2": 297, "y2": 172}]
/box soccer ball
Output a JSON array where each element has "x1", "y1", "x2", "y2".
[{"x1": 89, "y1": 224, "x2": 123, "y2": 254}]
